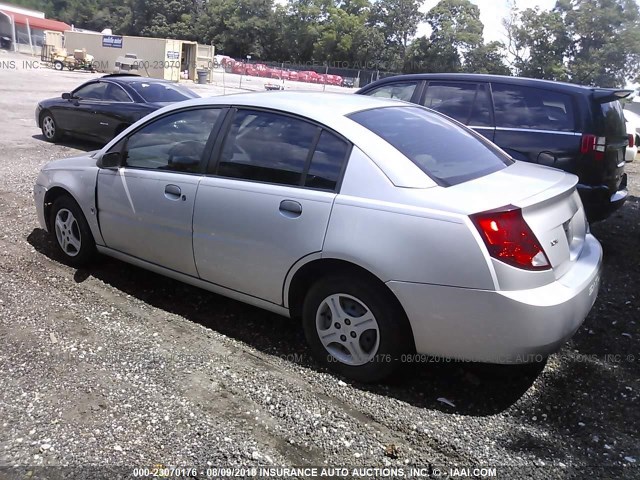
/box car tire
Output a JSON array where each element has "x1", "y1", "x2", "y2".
[
  {"x1": 302, "y1": 275, "x2": 413, "y2": 383},
  {"x1": 49, "y1": 195, "x2": 96, "y2": 267},
  {"x1": 41, "y1": 111, "x2": 61, "y2": 142},
  {"x1": 53, "y1": 60, "x2": 64, "y2": 71}
]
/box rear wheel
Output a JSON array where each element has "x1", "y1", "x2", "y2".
[
  {"x1": 41, "y1": 111, "x2": 61, "y2": 142},
  {"x1": 49, "y1": 195, "x2": 96, "y2": 267},
  {"x1": 53, "y1": 60, "x2": 64, "y2": 71},
  {"x1": 302, "y1": 275, "x2": 413, "y2": 383}
]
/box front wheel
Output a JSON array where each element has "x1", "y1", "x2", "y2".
[
  {"x1": 49, "y1": 195, "x2": 96, "y2": 267},
  {"x1": 302, "y1": 275, "x2": 413, "y2": 383},
  {"x1": 41, "y1": 112, "x2": 61, "y2": 142}
]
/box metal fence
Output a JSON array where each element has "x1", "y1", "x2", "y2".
[{"x1": 204, "y1": 57, "x2": 400, "y2": 93}]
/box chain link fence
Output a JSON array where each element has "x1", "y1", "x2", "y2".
[{"x1": 202, "y1": 57, "x2": 401, "y2": 93}]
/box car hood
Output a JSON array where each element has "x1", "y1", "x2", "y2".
[{"x1": 42, "y1": 152, "x2": 99, "y2": 171}]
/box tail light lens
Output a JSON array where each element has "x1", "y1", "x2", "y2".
[
  {"x1": 470, "y1": 206, "x2": 550, "y2": 271},
  {"x1": 629, "y1": 134, "x2": 635, "y2": 148},
  {"x1": 580, "y1": 133, "x2": 605, "y2": 160}
]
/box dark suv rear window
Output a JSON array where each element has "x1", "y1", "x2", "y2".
[
  {"x1": 349, "y1": 106, "x2": 512, "y2": 186},
  {"x1": 600, "y1": 100, "x2": 626, "y2": 137}
]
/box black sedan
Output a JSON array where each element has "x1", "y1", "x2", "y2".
[{"x1": 36, "y1": 74, "x2": 199, "y2": 144}]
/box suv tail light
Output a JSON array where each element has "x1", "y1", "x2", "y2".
[
  {"x1": 629, "y1": 133, "x2": 635, "y2": 148},
  {"x1": 470, "y1": 206, "x2": 550, "y2": 271},
  {"x1": 580, "y1": 133, "x2": 605, "y2": 160}
]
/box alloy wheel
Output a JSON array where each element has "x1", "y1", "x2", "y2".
[
  {"x1": 42, "y1": 116, "x2": 55, "y2": 139},
  {"x1": 315, "y1": 293, "x2": 380, "y2": 366},
  {"x1": 54, "y1": 208, "x2": 82, "y2": 257}
]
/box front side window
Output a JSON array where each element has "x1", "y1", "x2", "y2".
[
  {"x1": 125, "y1": 108, "x2": 221, "y2": 173},
  {"x1": 73, "y1": 82, "x2": 108, "y2": 100},
  {"x1": 350, "y1": 106, "x2": 511, "y2": 186},
  {"x1": 365, "y1": 82, "x2": 417, "y2": 102},
  {"x1": 492, "y1": 84, "x2": 575, "y2": 132},
  {"x1": 422, "y1": 82, "x2": 492, "y2": 127},
  {"x1": 217, "y1": 110, "x2": 320, "y2": 186}
]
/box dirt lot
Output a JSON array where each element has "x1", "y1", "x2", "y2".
[{"x1": 0, "y1": 51, "x2": 639, "y2": 479}]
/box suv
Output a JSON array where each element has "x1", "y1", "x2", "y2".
[{"x1": 357, "y1": 74, "x2": 631, "y2": 222}]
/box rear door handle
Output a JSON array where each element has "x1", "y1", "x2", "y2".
[
  {"x1": 164, "y1": 184, "x2": 183, "y2": 200},
  {"x1": 279, "y1": 199, "x2": 302, "y2": 217}
]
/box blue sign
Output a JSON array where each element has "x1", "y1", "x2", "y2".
[
  {"x1": 102, "y1": 35, "x2": 123, "y2": 48},
  {"x1": 167, "y1": 51, "x2": 179, "y2": 60}
]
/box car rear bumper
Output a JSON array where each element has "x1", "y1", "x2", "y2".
[
  {"x1": 578, "y1": 174, "x2": 628, "y2": 222},
  {"x1": 387, "y1": 233, "x2": 602, "y2": 364}
]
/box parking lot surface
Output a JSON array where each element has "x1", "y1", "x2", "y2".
[{"x1": 0, "y1": 51, "x2": 639, "y2": 479}]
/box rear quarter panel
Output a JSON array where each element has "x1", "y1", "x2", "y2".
[{"x1": 321, "y1": 147, "x2": 495, "y2": 290}]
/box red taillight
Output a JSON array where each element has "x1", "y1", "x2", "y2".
[
  {"x1": 580, "y1": 133, "x2": 596, "y2": 154},
  {"x1": 470, "y1": 206, "x2": 550, "y2": 271},
  {"x1": 580, "y1": 133, "x2": 605, "y2": 160},
  {"x1": 629, "y1": 133, "x2": 635, "y2": 148}
]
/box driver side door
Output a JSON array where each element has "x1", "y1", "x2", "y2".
[
  {"x1": 56, "y1": 81, "x2": 109, "y2": 138},
  {"x1": 96, "y1": 107, "x2": 225, "y2": 276}
]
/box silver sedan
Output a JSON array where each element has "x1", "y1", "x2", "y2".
[{"x1": 33, "y1": 92, "x2": 602, "y2": 382}]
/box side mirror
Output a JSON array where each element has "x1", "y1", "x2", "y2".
[
  {"x1": 97, "y1": 150, "x2": 122, "y2": 169},
  {"x1": 62, "y1": 92, "x2": 72, "y2": 100}
]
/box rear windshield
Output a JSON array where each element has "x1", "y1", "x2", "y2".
[
  {"x1": 349, "y1": 106, "x2": 512, "y2": 186},
  {"x1": 130, "y1": 81, "x2": 198, "y2": 103},
  {"x1": 600, "y1": 100, "x2": 626, "y2": 137}
]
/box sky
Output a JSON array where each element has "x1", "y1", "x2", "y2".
[{"x1": 416, "y1": 0, "x2": 557, "y2": 43}]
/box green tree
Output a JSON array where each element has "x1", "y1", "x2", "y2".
[
  {"x1": 425, "y1": 0, "x2": 483, "y2": 62},
  {"x1": 313, "y1": 0, "x2": 381, "y2": 66},
  {"x1": 464, "y1": 41, "x2": 511, "y2": 75},
  {"x1": 503, "y1": 5, "x2": 570, "y2": 80},
  {"x1": 196, "y1": 0, "x2": 275, "y2": 58},
  {"x1": 369, "y1": 0, "x2": 422, "y2": 70},
  {"x1": 506, "y1": 0, "x2": 640, "y2": 87},
  {"x1": 558, "y1": 0, "x2": 640, "y2": 87},
  {"x1": 406, "y1": 0, "x2": 508, "y2": 75}
]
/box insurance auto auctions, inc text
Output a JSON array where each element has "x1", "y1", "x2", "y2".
[{"x1": 183, "y1": 466, "x2": 498, "y2": 478}]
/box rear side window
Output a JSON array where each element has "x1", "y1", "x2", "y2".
[
  {"x1": 130, "y1": 81, "x2": 198, "y2": 102},
  {"x1": 600, "y1": 101, "x2": 626, "y2": 137},
  {"x1": 218, "y1": 110, "x2": 319, "y2": 186},
  {"x1": 305, "y1": 131, "x2": 349, "y2": 190},
  {"x1": 365, "y1": 82, "x2": 417, "y2": 102},
  {"x1": 492, "y1": 84, "x2": 575, "y2": 132},
  {"x1": 350, "y1": 106, "x2": 511, "y2": 186},
  {"x1": 422, "y1": 82, "x2": 492, "y2": 127}
]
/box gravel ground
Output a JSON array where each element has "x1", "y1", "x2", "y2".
[{"x1": 0, "y1": 51, "x2": 639, "y2": 480}]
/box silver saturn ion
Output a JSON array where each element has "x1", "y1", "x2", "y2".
[{"x1": 34, "y1": 92, "x2": 602, "y2": 382}]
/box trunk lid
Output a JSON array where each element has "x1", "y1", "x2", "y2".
[{"x1": 422, "y1": 161, "x2": 587, "y2": 280}]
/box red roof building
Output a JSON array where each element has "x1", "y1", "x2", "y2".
[{"x1": 0, "y1": 9, "x2": 70, "y2": 32}]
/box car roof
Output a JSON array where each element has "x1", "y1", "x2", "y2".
[
  {"x1": 102, "y1": 91, "x2": 433, "y2": 188},
  {"x1": 361, "y1": 73, "x2": 607, "y2": 95},
  {"x1": 151, "y1": 91, "x2": 405, "y2": 120},
  {"x1": 100, "y1": 75, "x2": 173, "y2": 85}
]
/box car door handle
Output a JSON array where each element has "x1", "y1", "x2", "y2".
[
  {"x1": 164, "y1": 184, "x2": 184, "y2": 201},
  {"x1": 279, "y1": 199, "x2": 302, "y2": 217}
]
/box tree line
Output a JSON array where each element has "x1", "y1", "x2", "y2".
[{"x1": 13, "y1": 0, "x2": 640, "y2": 87}]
